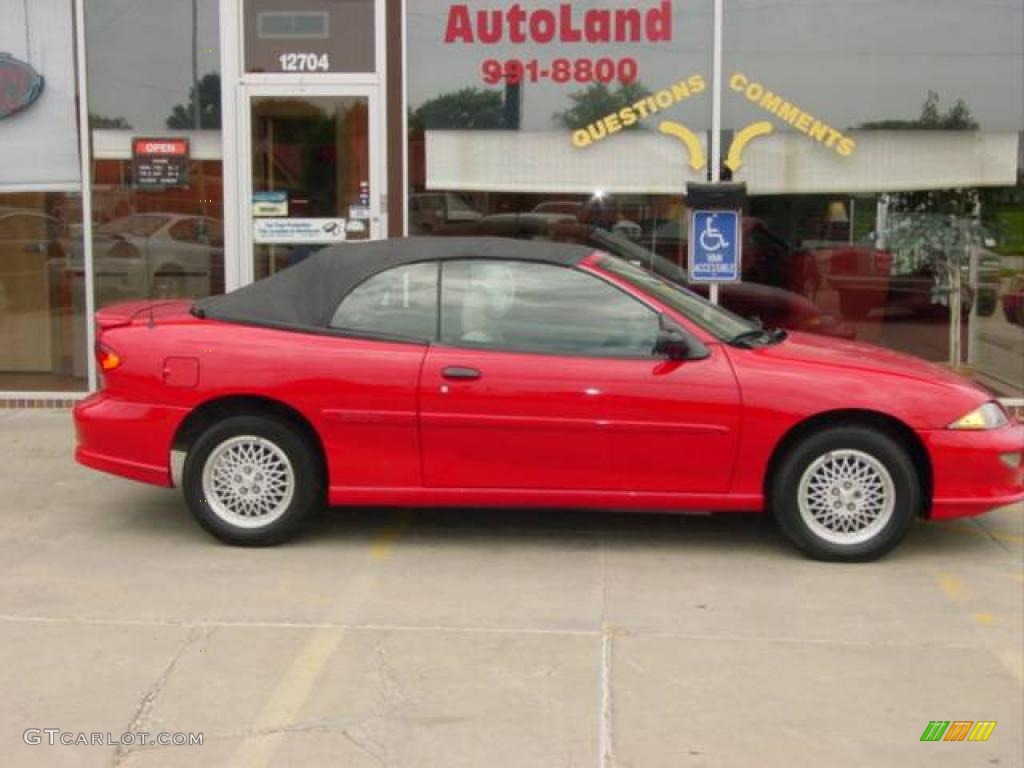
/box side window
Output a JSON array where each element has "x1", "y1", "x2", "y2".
[
  {"x1": 168, "y1": 219, "x2": 199, "y2": 243},
  {"x1": 441, "y1": 260, "x2": 659, "y2": 357},
  {"x1": 330, "y1": 262, "x2": 438, "y2": 340}
]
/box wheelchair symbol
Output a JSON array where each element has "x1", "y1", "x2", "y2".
[{"x1": 699, "y1": 216, "x2": 729, "y2": 252}]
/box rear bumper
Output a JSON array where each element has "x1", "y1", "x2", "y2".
[
  {"x1": 919, "y1": 423, "x2": 1024, "y2": 519},
  {"x1": 73, "y1": 392, "x2": 189, "y2": 488}
]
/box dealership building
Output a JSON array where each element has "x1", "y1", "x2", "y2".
[{"x1": 1, "y1": 0, "x2": 1022, "y2": 401}]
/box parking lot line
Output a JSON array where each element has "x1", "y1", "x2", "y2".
[
  {"x1": 931, "y1": 570, "x2": 1023, "y2": 685},
  {"x1": 226, "y1": 517, "x2": 410, "y2": 768},
  {"x1": 935, "y1": 573, "x2": 966, "y2": 602},
  {"x1": 226, "y1": 626, "x2": 344, "y2": 768},
  {"x1": 369, "y1": 511, "x2": 412, "y2": 560}
]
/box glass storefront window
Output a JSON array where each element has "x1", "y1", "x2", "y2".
[
  {"x1": 720, "y1": 0, "x2": 1023, "y2": 389},
  {"x1": 408, "y1": 0, "x2": 1023, "y2": 394},
  {"x1": 0, "y1": 0, "x2": 86, "y2": 392},
  {"x1": 407, "y1": 0, "x2": 713, "y2": 239},
  {"x1": 0, "y1": 193, "x2": 87, "y2": 391},
  {"x1": 85, "y1": 0, "x2": 225, "y2": 311}
]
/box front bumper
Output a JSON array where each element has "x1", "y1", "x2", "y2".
[
  {"x1": 74, "y1": 392, "x2": 189, "y2": 487},
  {"x1": 919, "y1": 423, "x2": 1024, "y2": 519}
]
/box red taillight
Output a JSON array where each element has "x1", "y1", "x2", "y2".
[{"x1": 96, "y1": 342, "x2": 122, "y2": 371}]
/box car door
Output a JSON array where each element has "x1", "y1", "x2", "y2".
[
  {"x1": 418, "y1": 259, "x2": 742, "y2": 493},
  {"x1": 322, "y1": 261, "x2": 439, "y2": 488}
]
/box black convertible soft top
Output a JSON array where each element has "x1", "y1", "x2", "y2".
[{"x1": 194, "y1": 237, "x2": 593, "y2": 329}]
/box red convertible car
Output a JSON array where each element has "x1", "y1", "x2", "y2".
[{"x1": 74, "y1": 238, "x2": 1023, "y2": 560}]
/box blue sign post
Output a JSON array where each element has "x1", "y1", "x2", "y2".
[{"x1": 688, "y1": 209, "x2": 741, "y2": 283}]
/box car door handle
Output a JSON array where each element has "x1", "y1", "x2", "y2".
[{"x1": 442, "y1": 366, "x2": 481, "y2": 381}]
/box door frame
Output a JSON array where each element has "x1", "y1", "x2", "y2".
[
  {"x1": 236, "y1": 82, "x2": 385, "y2": 285},
  {"x1": 220, "y1": 0, "x2": 388, "y2": 291}
]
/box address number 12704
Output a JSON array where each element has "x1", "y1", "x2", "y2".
[{"x1": 278, "y1": 53, "x2": 330, "y2": 72}]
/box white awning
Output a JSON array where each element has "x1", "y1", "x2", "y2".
[{"x1": 426, "y1": 129, "x2": 1020, "y2": 196}]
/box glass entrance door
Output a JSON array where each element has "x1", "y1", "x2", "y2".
[{"x1": 243, "y1": 86, "x2": 382, "y2": 281}]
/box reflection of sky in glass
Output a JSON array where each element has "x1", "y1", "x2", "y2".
[
  {"x1": 409, "y1": 0, "x2": 1024, "y2": 132},
  {"x1": 332, "y1": 262, "x2": 437, "y2": 336},
  {"x1": 724, "y1": 0, "x2": 1021, "y2": 131},
  {"x1": 409, "y1": 0, "x2": 714, "y2": 131},
  {"x1": 86, "y1": 1, "x2": 221, "y2": 131}
]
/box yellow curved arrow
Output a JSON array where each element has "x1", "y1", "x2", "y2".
[
  {"x1": 658, "y1": 121, "x2": 706, "y2": 171},
  {"x1": 725, "y1": 121, "x2": 774, "y2": 172}
]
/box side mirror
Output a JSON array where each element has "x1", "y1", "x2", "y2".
[{"x1": 654, "y1": 325, "x2": 692, "y2": 361}]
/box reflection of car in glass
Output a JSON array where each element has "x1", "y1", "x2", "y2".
[
  {"x1": 75, "y1": 238, "x2": 1023, "y2": 561},
  {"x1": 1002, "y1": 275, "x2": 1024, "y2": 326},
  {"x1": 532, "y1": 199, "x2": 642, "y2": 239},
  {"x1": 532, "y1": 201, "x2": 583, "y2": 216},
  {"x1": 409, "y1": 192, "x2": 482, "y2": 235},
  {"x1": 67, "y1": 214, "x2": 223, "y2": 303},
  {"x1": 823, "y1": 218, "x2": 1001, "y2": 320},
  {"x1": 0, "y1": 207, "x2": 67, "y2": 370},
  {"x1": 640, "y1": 217, "x2": 823, "y2": 298},
  {"x1": 460, "y1": 213, "x2": 854, "y2": 339}
]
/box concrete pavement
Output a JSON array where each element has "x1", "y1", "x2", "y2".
[{"x1": 1, "y1": 409, "x2": 1021, "y2": 767}]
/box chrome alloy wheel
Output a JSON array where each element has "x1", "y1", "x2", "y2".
[
  {"x1": 797, "y1": 449, "x2": 895, "y2": 546},
  {"x1": 201, "y1": 436, "x2": 295, "y2": 528}
]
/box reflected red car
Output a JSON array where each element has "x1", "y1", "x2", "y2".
[
  {"x1": 1003, "y1": 275, "x2": 1024, "y2": 326},
  {"x1": 74, "y1": 238, "x2": 1023, "y2": 561}
]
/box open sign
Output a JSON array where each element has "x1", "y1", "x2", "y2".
[{"x1": 132, "y1": 137, "x2": 190, "y2": 188}]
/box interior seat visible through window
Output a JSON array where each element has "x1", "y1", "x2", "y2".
[
  {"x1": 441, "y1": 259, "x2": 660, "y2": 358},
  {"x1": 329, "y1": 261, "x2": 438, "y2": 340}
]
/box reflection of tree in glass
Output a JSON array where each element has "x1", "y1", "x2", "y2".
[
  {"x1": 860, "y1": 91, "x2": 979, "y2": 216},
  {"x1": 251, "y1": 99, "x2": 359, "y2": 218},
  {"x1": 553, "y1": 82, "x2": 652, "y2": 130},
  {"x1": 409, "y1": 88, "x2": 505, "y2": 132},
  {"x1": 166, "y1": 74, "x2": 222, "y2": 130},
  {"x1": 89, "y1": 113, "x2": 133, "y2": 130},
  {"x1": 860, "y1": 90, "x2": 978, "y2": 132}
]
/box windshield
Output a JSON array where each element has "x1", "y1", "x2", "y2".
[
  {"x1": 97, "y1": 215, "x2": 168, "y2": 238},
  {"x1": 593, "y1": 252, "x2": 756, "y2": 341}
]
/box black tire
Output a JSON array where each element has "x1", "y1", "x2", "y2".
[
  {"x1": 771, "y1": 425, "x2": 920, "y2": 561},
  {"x1": 183, "y1": 414, "x2": 323, "y2": 546}
]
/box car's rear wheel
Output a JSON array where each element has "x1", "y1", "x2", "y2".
[
  {"x1": 183, "y1": 415, "x2": 322, "y2": 545},
  {"x1": 771, "y1": 426, "x2": 919, "y2": 561}
]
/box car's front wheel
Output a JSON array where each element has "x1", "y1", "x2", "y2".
[
  {"x1": 183, "y1": 415, "x2": 322, "y2": 545},
  {"x1": 771, "y1": 426, "x2": 920, "y2": 561}
]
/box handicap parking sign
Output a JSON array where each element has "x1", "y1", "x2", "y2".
[{"x1": 689, "y1": 210, "x2": 741, "y2": 283}]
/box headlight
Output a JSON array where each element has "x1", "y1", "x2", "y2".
[{"x1": 948, "y1": 402, "x2": 1009, "y2": 430}]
